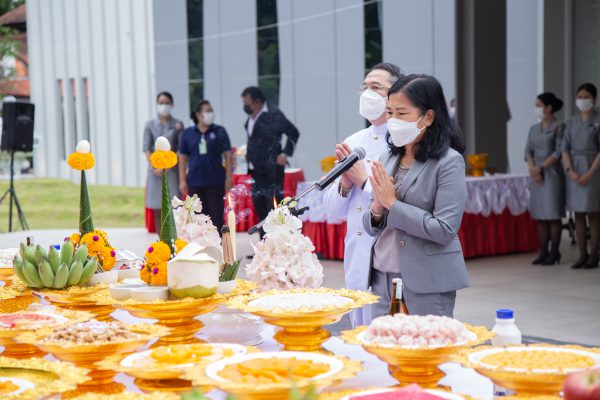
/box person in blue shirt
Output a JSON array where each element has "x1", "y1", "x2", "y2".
[{"x1": 178, "y1": 100, "x2": 233, "y2": 231}]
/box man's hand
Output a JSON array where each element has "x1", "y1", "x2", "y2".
[
  {"x1": 276, "y1": 154, "x2": 287, "y2": 166},
  {"x1": 152, "y1": 167, "x2": 163, "y2": 177},
  {"x1": 336, "y1": 143, "x2": 368, "y2": 188}
]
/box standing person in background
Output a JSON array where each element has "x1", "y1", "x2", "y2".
[
  {"x1": 525, "y1": 92, "x2": 565, "y2": 266},
  {"x1": 178, "y1": 100, "x2": 233, "y2": 232},
  {"x1": 241, "y1": 86, "x2": 300, "y2": 235},
  {"x1": 562, "y1": 83, "x2": 600, "y2": 270},
  {"x1": 323, "y1": 62, "x2": 403, "y2": 327},
  {"x1": 143, "y1": 91, "x2": 184, "y2": 236}
]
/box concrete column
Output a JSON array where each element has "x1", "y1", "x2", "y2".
[{"x1": 456, "y1": 0, "x2": 508, "y2": 172}]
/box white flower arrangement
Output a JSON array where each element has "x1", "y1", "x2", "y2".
[
  {"x1": 172, "y1": 195, "x2": 221, "y2": 249},
  {"x1": 246, "y1": 205, "x2": 324, "y2": 290}
]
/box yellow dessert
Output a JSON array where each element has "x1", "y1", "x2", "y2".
[
  {"x1": 219, "y1": 358, "x2": 330, "y2": 384},
  {"x1": 0, "y1": 380, "x2": 19, "y2": 394},
  {"x1": 150, "y1": 344, "x2": 234, "y2": 365},
  {"x1": 481, "y1": 350, "x2": 596, "y2": 370}
]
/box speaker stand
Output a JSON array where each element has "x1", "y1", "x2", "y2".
[{"x1": 0, "y1": 150, "x2": 29, "y2": 232}]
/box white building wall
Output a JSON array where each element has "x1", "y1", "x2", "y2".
[
  {"x1": 203, "y1": 0, "x2": 258, "y2": 149},
  {"x1": 27, "y1": 0, "x2": 189, "y2": 187},
  {"x1": 507, "y1": 0, "x2": 541, "y2": 173}
]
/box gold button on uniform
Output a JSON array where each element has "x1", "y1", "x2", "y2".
[
  {"x1": 357, "y1": 206, "x2": 363, "y2": 212},
  {"x1": 357, "y1": 231, "x2": 362, "y2": 236},
  {"x1": 399, "y1": 240, "x2": 405, "y2": 247}
]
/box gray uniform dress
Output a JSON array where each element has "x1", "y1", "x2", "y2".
[
  {"x1": 562, "y1": 109, "x2": 600, "y2": 212},
  {"x1": 524, "y1": 119, "x2": 566, "y2": 220},
  {"x1": 143, "y1": 116, "x2": 184, "y2": 210}
]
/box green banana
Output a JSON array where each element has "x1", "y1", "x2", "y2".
[
  {"x1": 60, "y1": 240, "x2": 74, "y2": 266},
  {"x1": 53, "y1": 264, "x2": 69, "y2": 289},
  {"x1": 80, "y1": 257, "x2": 97, "y2": 284},
  {"x1": 47, "y1": 246, "x2": 61, "y2": 274},
  {"x1": 73, "y1": 244, "x2": 88, "y2": 265},
  {"x1": 38, "y1": 260, "x2": 55, "y2": 287},
  {"x1": 22, "y1": 260, "x2": 43, "y2": 288},
  {"x1": 12, "y1": 256, "x2": 28, "y2": 284},
  {"x1": 67, "y1": 260, "x2": 83, "y2": 286},
  {"x1": 34, "y1": 245, "x2": 48, "y2": 264},
  {"x1": 21, "y1": 244, "x2": 37, "y2": 266}
]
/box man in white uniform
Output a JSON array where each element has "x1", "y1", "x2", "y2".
[{"x1": 323, "y1": 63, "x2": 403, "y2": 327}]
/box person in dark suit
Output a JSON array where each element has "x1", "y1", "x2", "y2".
[{"x1": 241, "y1": 86, "x2": 300, "y2": 233}]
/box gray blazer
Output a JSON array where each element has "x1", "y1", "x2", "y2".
[{"x1": 362, "y1": 148, "x2": 469, "y2": 294}]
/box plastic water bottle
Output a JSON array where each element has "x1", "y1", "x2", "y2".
[
  {"x1": 491, "y1": 309, "x2": 522, "y2": 396},
  {"x1": 491, "y1": 309, "x2": 522, "y2": 346}
]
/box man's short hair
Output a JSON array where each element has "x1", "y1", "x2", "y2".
[
  {"x1": 368, "y1": 62, "x2": 404, "y2": 84},
  {"x1": 241, "y1": 86, "x2": 266, "y2": 103}
]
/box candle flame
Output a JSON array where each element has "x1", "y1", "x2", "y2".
[{"x1": 273, "y1": 197, "x2": 278, "y2": 209}]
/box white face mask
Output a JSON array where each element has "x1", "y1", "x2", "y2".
[
  {"x1": 534, "y1": 106, "x2": 545, "y2": 120},
  {"x1": 359, "y1": 89, "x2": 387, "y2": 121},
  {"x1": 157, "y1": 104, "x2": 172, "y2": 117},
  {"x1": 448, "y1": 106, "x2": 456, "y2": 118},
  {"x1": 576, "y1": 98, "x2": 594, "y2": 112},
  {"x1": 202, "y1": 112, "x2": 215, "y2": 125},
  {"x1": 387, "y1": 116, "x2": 425, "y2": 148}
]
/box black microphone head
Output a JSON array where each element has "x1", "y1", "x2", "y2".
[{"x1": 353, "y1": 147, "x2": 366, "y2": 160}]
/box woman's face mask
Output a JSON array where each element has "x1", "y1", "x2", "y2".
[
  {"x1": 202, "y1": 112, "x2": 215, "y2": 125},
  {"x1": 157, "y1": 104, "x2": 172, "y2": 117},
  {"x1": 576, "y1": 98, "x2": 594, "y2": 112},
  {"x1": 387, "y1": 115, "x2": 425, "y2": 148}
]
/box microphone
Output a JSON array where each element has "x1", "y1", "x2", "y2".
[{"x1": 315, "y1": 147, "x2": 366, "y2": 190}]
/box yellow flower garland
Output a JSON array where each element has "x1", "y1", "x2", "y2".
[
  {"x1": 150, "y1": 150, "x2": 177, "y2": 169},
  {"x1": 175, "y1": 239, "x2": 188, "y2": 253},
  {"x1": 67, "y1": 152, "x2": 95, "y2": 170}
]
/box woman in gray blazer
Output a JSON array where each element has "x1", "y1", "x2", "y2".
[{"x1": 363, "y1": 74, "x2": 469, "y2": 318}]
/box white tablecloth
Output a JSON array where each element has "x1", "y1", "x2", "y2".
[
  {"x1": 97, "y1": 310, "x2": 494, "y2": 399},
  {"x1": 296, "y1": 173, "x2": 531, "y2": 223}
]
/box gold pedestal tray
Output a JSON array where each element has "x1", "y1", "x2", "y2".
[
  {"x1": 183, "y1": 351, "x2": 362, "y2": 400},
  {"x1": 0, "y1": 284, "x2": 38, "y2": 314},
  {"x1": 96, "y1": 279, "x2": 256, "y2": 346},
  {"x1": 454, "y1": 344, "x2": 600, "y2": 396},
  {"x1": 33, "y1": 284, "x2": 115, "y2": 321},
  {"x1": 342, "y1": 325, "x2": 494, "y2": 388},
  {"x1": 16, "y1": 323, "x2": 164, "y2": 394},
  {"x1": 227, "y1": 288, "x2": 378, "y2": 352},
  {"x1": 0, "y1": 356, "x2": 89, "y2": 399},
  {"x1": 0, "y1": 308, "x2": 92, "y2": 358}
]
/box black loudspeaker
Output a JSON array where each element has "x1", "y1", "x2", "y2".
[{"x1": 1, "y1": 101, "x2": 35, "y2": 152}]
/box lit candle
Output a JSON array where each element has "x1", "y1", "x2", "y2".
[{"x1": 227, "y1": 194, "x2": 237, "y2": 260}]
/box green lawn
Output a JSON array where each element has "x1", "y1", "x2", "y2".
[{"x1": 0, "y1": 178, "x2": 144, "y2": 233}]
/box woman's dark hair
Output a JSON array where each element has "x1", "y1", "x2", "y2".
[
  {"x1": 156, "y1": 91, "x2": 174, "y2": 104},
  {"x1": 191, "y1": 100, "x2": 211, "y2": 124},
  {"x1": 537, "y1": 92, "x2": 563, "y2": 113},
  {"x1": 576, "y1": 82, "x2": 598, "y2": 99},
  {"x1": 386, "y1": 74, "x2": 464, "y2": 162}
]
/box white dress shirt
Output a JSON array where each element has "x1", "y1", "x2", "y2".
[
  {"x1": 246, "y1": 103, "x2": 268, "y2": 137},
  {"x1": 322, "y1": 122, "x2": 389, "y2": 327}
]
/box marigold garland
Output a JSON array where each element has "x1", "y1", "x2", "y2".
[
  {"x1": 67, "y1": 152, "x2": 95, "y2": 171},
  {"x1": 175, "y1": 239, "x2": 188, "y2": 253},
  {"x1": 140, "y1": 239, "x2": 188, "y2": 286},
  {"x1": 150, "y1": 261, "x2": 168, "y2": 286},
  {"x1": 76, "y1": 229, "x2": 116, "y2": 271},
  {"x1": 150, "y1": 150, "x2": 177, "y2": 170}
]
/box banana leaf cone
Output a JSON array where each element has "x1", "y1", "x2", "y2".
[
  {"x1": 79, "y1": 171, "x2": 95, "y2": 235},
  {"x1": 160, "y1": 170, "x2": 178, "y2": 253}
]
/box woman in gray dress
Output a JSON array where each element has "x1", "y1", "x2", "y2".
[
  {"x1": 525, "y1": 92, "x2": 565, "y2": 266},
  {"x1": 562, "y1": 83, "x2": 600, "y2": 269},
  {"x1": 143, "y1": 91, "x2": 184, "y2": 235}
]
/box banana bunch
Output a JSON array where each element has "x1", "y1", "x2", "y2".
[{"x1": 12, "y1": 241, "x2": 98, "y2": 289}]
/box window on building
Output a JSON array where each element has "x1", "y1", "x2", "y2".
[
  {"x1": 364, "y1": 0, "x2": 383, "y2": 72},
  {"x1": 70, "y1": 79, "x2": 78, "y2": 152},
  {"x1": 257, "y1": 0, "x2": 280, "y2": 106},
  {"x1": 188, "y1": 0, "x2": 204, "y2": 112},
  {"x1": 57, "y1": 79, "x2": 66, "y2": 161},
  {"x1": 82, "y1": 78, "x2": 90, "y2": 143}
]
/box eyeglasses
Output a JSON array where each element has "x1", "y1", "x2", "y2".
[{"x1": 357, "y1": 84, "x2": 391, "y2": 94}]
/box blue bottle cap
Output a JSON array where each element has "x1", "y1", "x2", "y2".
[
  {"x1": 496, "y1": 309, "x2": 514, "y2": 319},
  {"x1": 52, "y1": 244, "x2": 61, "y2": 250}
]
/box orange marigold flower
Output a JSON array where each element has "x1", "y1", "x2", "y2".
[
  {"x1": 70, "y1": 233, "x2": 81, "y2": 247},
  {"x1": 80, "y1": 232, "x2": 106, "y2": 254},
  {"x1": 150, "y1": 150, "x2": 177, "y2": 170},
  {"x1": 145, "y1": 241, "x2": 171, "y2": 266},
  {"x1": 175, "y1": 239, "x2": 188, "y2": 254},
  {"x1": 67, "y1": 152, "x2": 95, "y2": 171},
  {"x1": 150, "y1": 261, "x2": 168, "y2": 286},
  {"x1": 100, "y1": 247, "x2": 117, "y2": 271},
  {"x1": 140, "y1": 265, "x2": 152, "y2": 284}
]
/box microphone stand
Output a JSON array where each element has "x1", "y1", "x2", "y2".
[{"x1": 247, "y1": 183, "x2": 318, "y2": 236}]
